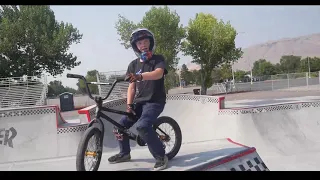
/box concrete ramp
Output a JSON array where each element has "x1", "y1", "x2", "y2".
[
  {"x1": 219, "y1": 101, "x2": 320, "y2": 170},
  {"x1": 0, "y1": 105, "x2": 87, "y2": 164},
  {"x1": 188, "y1": 146, "x2": 268, "y2": 171},
  {"x1": 0, "y1": 139, "x2": 268, "y2": 171},
  {"x1": 0, "y1": 94, "x2": 269, "y2": 171}
]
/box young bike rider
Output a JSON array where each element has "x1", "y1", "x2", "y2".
[{"x1": 108, "y1": 28, "x2": 169, "y2": 171}]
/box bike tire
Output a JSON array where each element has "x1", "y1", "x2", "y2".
[
  {"x1": 76, "y1": 126, "x2": 103, "y2": 171},
  {"x1": 153, "y1": 116, "x2": 182, "y2": 160}
]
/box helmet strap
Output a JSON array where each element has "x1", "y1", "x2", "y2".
[{"x1": 140, "y1": 51, "x2": 153, "y2": 62}]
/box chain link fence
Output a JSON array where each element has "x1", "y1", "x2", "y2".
[
  {"x1": 218, "y1": 71, "x2": 320, "y2": 94},
  {"x1": 97, "y1": 70, "x2": 320, "y2": 96},
  {"x1": 172, "y1": 71, "x2": 320, "y2": 95}
]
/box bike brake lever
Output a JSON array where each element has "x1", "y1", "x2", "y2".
[
  {"x1": 131, "y1": 110, "x2": 136, "y2": 116},
  {"x1": 127, "y1": 110, "x2": 138, "y2": 122}
]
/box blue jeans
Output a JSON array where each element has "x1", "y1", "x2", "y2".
[{"x1": 116, "y1": 102, "x2": 166, "y2": 159}]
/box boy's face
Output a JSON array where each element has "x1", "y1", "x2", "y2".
[{"x1": 135, "y1": 38, "x2": 150, "y2": 52}]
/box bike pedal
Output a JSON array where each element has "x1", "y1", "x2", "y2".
[
  {"x1": 113, "y1": 129, "x2": 124, "y2": 141},
  {"x1": 136, "y1": 135, "x2": 147, "y2": 146}
]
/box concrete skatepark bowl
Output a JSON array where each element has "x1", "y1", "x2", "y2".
[{"x1": 1, "y1": 93, "x2": 319, "y2": 171}]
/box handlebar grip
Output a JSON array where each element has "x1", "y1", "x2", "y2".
[{"x1": 67, "y1": 73, "x2": 84, "y2": 79}]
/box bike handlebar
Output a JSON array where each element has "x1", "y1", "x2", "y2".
[{"x1": 66, "y1": 73, "x2": 128, "y2": 101}]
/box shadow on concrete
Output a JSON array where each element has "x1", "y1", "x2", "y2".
[{"x1": 119, "y1": 147, "x2": 245, "y2": 171}]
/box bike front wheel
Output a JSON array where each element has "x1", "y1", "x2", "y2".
[{"x1": 76, "y1": 126, "x2": 103, "y2": 171}]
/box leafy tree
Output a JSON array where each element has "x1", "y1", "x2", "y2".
[
  {"x1": 47, "y1": 80, "x2": 77, "y2": 97},
  {"x1": 211, "y1": 63, "x2": 233, "y2": 83},
  {"x1": 114, "y1": 6, "x2": 186, "y2": 90},
  {"x1": 181, "y1": 13, "x2": 243, "y2": 94},
  {"x1": 252, "y1": 59, "x2": 277, "y2": 76},
  {"x1": 300, "y1": 57, "x2": 320, "y2": 73},
  {"x1": 47, "y1": 80, "x2": 66, "y2": 97},
  {"x1": 77, "y1": 70, "x2": 99, "y2": 94},
  {"x1": 0, "y1": 5, "x2": 82, "y2": 78},
  {"x1": 274, "y1": 63, "x2": 282, "y2": 74},
  {"x1": 190, "y1": 70, "x2": 201, "y2": 85},
  {"x1": 211, "y1": 69, "x2": 223, "y2": 83},
  {"x1": 164, "y1": 69, "x2": 179, "y2": 94},
  {"x1": 220, "y1": 63, "x2": 233, "y2": 81},
  {"x1": 279, "y1": 55, "x2": 301, "y2": 73},
  {"x1": 234, "y1": 70, "x2": 247, "y2": 82},
  {"x1": 180, "y1": 64, "x2": 193, "y2": 85},
  {"x1": 64, "y1": 87, "x2": 77, "y2": 94}
]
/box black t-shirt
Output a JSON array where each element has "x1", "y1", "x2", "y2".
[{"x1": 126, "y1": 54, "x2": 167, "y2": 104}]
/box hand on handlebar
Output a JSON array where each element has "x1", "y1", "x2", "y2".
[
  {"x1": 67, "y1": 73, "x2": 127, "y2": 101},
  {"x1": 127, "y1": 104, "x2": 139, "y2": 122},
  {"x1": 127, "y1": 104, "x2": 136, "y2": 115},
  {"x1": 127, "y1": 73, "x2": 142, "y2": 83}
]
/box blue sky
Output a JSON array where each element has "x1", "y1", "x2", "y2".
[{"x1": 49, "y1": 5, "x2": 320, "y2": 88}]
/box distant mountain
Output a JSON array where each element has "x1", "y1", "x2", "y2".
[{"x1": 186, "y1": 33, "x2": 320, "y2": 72}]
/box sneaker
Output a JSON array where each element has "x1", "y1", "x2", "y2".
[
  {"x1": 153, "y1": 155, "x2": 168, "y2": 171},
  {"x1": 108, "y1": 153, "x2": 131, "y2": 164}
]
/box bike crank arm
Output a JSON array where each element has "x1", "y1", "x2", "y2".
[
  {"x1": 122, "y1": 129, "x2": 137, "y2": 140},
  {"x1": 156, "y1": 127, "x2": 170, "y2": 139}
]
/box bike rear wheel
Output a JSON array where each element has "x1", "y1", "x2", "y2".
[
  {"x1": 76, "y1": 126, "x2": 103, "y2": 171},
  {"x1": 153, "y1": 116, "x2": 182, "y2": 160}
]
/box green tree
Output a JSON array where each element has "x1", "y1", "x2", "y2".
[
  {"x1": 114, "y1": 6, "x2": 186, "y2": 90},
  {"x1": 190, "y1": 70, "x2": 201, "y2": 85},
  {"x1": 47, "y1": 80, "x2": 66, "y2": 97},
  {"x1": 181, "y1": 13, "x2": 243, "y2": 94},
  {"x1": 180, "y1": 64, "x2": 193, "y2": 85},
  {"x1": 274, "y1": 63, "x2": 282, "y2": 74},
  {"x1": 164, "y1": 69, "x2": 179, "y2": 93},
  {"x1": 252, "y1": 59, "x2": 277, "y2": 77},
  {"x1": 279, "y1": 55, "x2": 301, "y2": 73},
  {"x1": 211, "y1": 63, "x2": 233, "y2": 83},
  {"x1": 47, "y1": 80, "x2": 77, "y2": 98},
  {"x1": 0, "y1": 5, "x2": 82, "y2": 78},
  {"x1": 77, "y1": 70, "x2": 99, "y2": 94},
  {"x1": 64, "y1": 86, "x2": 77, "y2": 94},
  {"x1": 300, "y1": 57, "x2": 320, "y2": 73},
  {"x1": 234, "y1": 70, "x2": 247, "y2": 82},
  {"x1": 220, "y1": 63, "x2": 233, "y2": 80}
]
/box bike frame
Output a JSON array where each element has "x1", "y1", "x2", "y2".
[
  {"x1": 67, "y1": 73, "x2": 144, "y2": 141},
  {"x1": 93, "y1": 103, "x2": 139, "y2": 141}
]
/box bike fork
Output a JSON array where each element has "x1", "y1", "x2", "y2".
[{"x1": 94, "y1": 117, "x2": 105, "y2": 152}]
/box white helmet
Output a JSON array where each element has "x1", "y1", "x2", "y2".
[{"x1": 130, "y1": 28, "x2": 156, "y2": 59}]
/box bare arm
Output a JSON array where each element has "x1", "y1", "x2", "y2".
[
  {"x1": 141, "y1": 68, "x2": 164, "y2": 81},
  {"x1": 127, "y1": 82, "x2": 136, "y2": 105},
  {"x1": 141, "y1": 56, "x2": 166, "y2": 81}
]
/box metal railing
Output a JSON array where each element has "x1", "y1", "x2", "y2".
[
  {"x1": 97, "y1": 70, "x2": 129, "y2": 100},
  {"x1": 0, "y1": 75, "x2": 47, "y2": 109}
]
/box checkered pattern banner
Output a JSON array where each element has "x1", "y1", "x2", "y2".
[{"x1": 230, "y1": 157, "x2": 269, "y2": 171}]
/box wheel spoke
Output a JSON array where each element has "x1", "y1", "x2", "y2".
[
  {"x1": 76, "y1": 127, "x2": 102, "y2": 171},
  {"x1": 156, "y1": 122, "x2": 176, "y2": 154}
]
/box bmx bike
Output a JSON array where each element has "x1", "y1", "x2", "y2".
[{"x1": 66, "y1": 73, "x2": 182, "y2": 171}]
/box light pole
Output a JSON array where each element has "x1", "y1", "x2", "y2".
[
  {"x1": 232, "y1": 31, "x2": 246, "y2": 86},
  {"x1": 236, "y1": 32, "x2": 253, "y2": 85},
  {"x1": 251, "y1": 70, "x2": 253, "y2": 85},
  {"x1": 177, "y1": 67, "x2": 182, "y2": 89},
  {"x1": 308, "y1": 57, "x2": 311, "y2": 78},
  {"x1": 232, "y1": 66, "x2": 235, "y2": 87}
]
